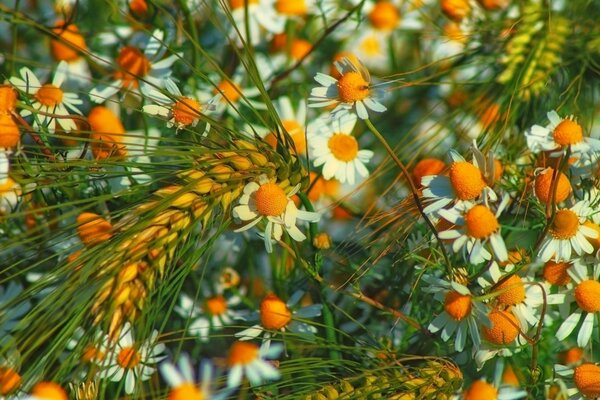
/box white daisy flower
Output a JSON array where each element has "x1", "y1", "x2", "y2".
[
  {"x1": 525, "y1": 110, "x2": 600, "y2": 157},
  {"x1": 554, "y1": 362, "x2": 600, "y2": 400},
  {"x1": 232, "y1": 175, "x2": 321, "y2": 253},
  {"x1": 555, "y1": 263, "x2": 600, "y2": 347},
  {"x1": 50, "y1": 21, "x2": 92, "y2": 87},
  {"x1": 422, "y1": 274, "x2": 490, "y2": 352},
  {"x1": 236, "y1": 291, "x2": 322, "y2": 344},
  {"x1": 226, "y1": 0, "x2": 284, "y2": 47},
  {"x1": 99, "y1": 323, "x2": 167, "y2": 394},
  {"x1": 159, "y1": 354, "x2": 231, "y2": 400},
  {"x1": 474, "y1": 308, "x2": 522, "y2": 369},
  {"x1": 477, "y1": 263, "x2": 565, "y2": 332},
  {"x1": 9, "y1": 61, "x2": 83, "y2": 132},
  {"x1": 174, "y1": 289, "x2": 245, "y2": 343},
  {"x1": 420, "y1": 150, "x2": 497, "y2": 215},
  {"x1": 538, "y1": 201, "x2": 598, "y2": 263},
  {"x1": 308, "y1": 57, "x2": 387, "y2": 120},
  {"x1": 309, "y1": 113, "x2": 373, "y2": 185},
  {"x1": 438, "y1": 198, "x2": 509, "y2": 264},
  {"x1": 89, "y1": 29, "x2": 179, "y2": 103},
  {"x1": 142, "y1": 80, "x2": 216, "y2": 132},
  {"x1": 226, "y1": 341, "x2": 282, "y2": 388}
]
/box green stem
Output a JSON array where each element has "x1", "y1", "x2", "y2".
[
  {"x1": 364, "y1": 119, "x2": 453, "y2": 276},
  {"x1": 320, "y1": 292, "x2": 342, "y2": 363}
]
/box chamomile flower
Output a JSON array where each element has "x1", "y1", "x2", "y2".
[
  {"x1": 9, "y1": 61, "x2": 83, "y2": 132},
  {"x1": 99, "y1": 323, "x2": 167, "y2": 394},
  {"x1": 142, "y1": 80, "x2": 216, "y2": 132},
  {"x1": 198, "y1": 73, "x2": 265, "y2": 117},
  {"x1": 175, "y1": 289, "x2": 245, "y2": 342},
  {"x1": 159, "y1": 354, "x2": 230, "y2": 400},
  {"x1": 226, "y1": 0, "x2": 284, "y2": 47},
  {"x1": 474, "y1": 308, "x2": 522, "y2": 368},
  {"x1": 554, "y1": 362, "x2": 600, "y2": 399},
  {"x1": 309, "y1": 113, "x2": 373, "y2": 184},
  {"x1": 22, "y1": 382, "x2": 67, "y2": 400},
  {"x1": 50, "y1": 21, "x2": 91, "y2": 86},
  {"x1": 309, "y1": 57, "x2": 387, "y2": 120},
  {"x1": 525, "y1": 110, "x2": 600, "y2": 157},
  {"x1": 232, "y1": 175, "x2": 321, "y2": 253},
  {"x1": 421, "y1": 151, "x2": 497, "y2": 215},
  {"x1": 422, "y1": 274, "x2": 489, "y2": 351},
  {"x1": 555, "y1": 263, "x2": 600, "y2": 347},
  {"x1": 236, "y1": 291, "x2": 322, "y2": 344},
  {"x1": 257, "y1": 96, "x2": 311, "y2": 155},
  {"x1": 226, "y1": 341, "x2": 282, "y2": 388},
  {"x1": 537, "y1": 201, "x2": 598, "y2": 262},
  {"x1": 438, "y1": 199, "x2": 509, "y2": 264},
  {"x1": 89, "y1": 30, "x2": 179, "y2": 103}
]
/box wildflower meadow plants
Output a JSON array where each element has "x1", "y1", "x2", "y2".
[{"x1": 3, "y1": 0, "x2": 600, "y2": 399}]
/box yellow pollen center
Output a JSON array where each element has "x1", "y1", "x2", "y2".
[
  {"x1": 206, "y1": 295, "x2": 227, "y2": 316},
  {"x1": 359, "y1": 35, "x2": 383, "y2": 56},
  {"x1": 168, "y1": 383, "x2": 204, "y2": 400},
  {"x1": 543, "y1": 261, "x2": 572, "y2": 286},
  {"x1": 51, "y1": 22, "x2": 87, "y2": 62},
  {"x1": 368, "y1": 2, "x2": 400, "y2": 31},
  {"x1": 35, "y1": 84, "x2": 64, "y2": 106},
  {"x1": 441, "y1": 0, "x2": 471, "y2": 21},
  {"x1": 0, "y1": 114, "x2": 20, "y2": 149},
  {"x1": 115, "y1": 46, "x2": 151, "y2": 88},
  {"x1": 230, "y1": 0, "x2": 258, "y2": 9},
  {"x1": 275, "y1": 0, "x2": 307, "y2": 16},
  {"x1": 260, "y1": 293, "x2": 292, "y2": 329},
  {"x1": 502, "y1": 366, "x2": 519, "y2": 386},
  {"x1": 413, "y1": 158, "x2": 446, "y2": 186},
  {"x1": 254, "y1": 183, "x2": 288, "y2": 216},
  {"x1": 574, "y1": 280, "x2": 600, "y2": 313},
  {"x1": 328, "y1": 133, "x2": 359, "y2": 162},
  {"x1": 553, "y1": 119, "x2": 583, "y2": 146},
  {"x1": 289, "y1": 39, "x2": 312, "y2": 60},
  {"x1": 560, "y1": 347, "x2": 584, "y2": 365},
  {"x1": 337, "y1": 72, "x2": 370, "y2": 103},
  {"x1": 117, "y1": 347, "x2": 141, "y2": 369},
  {"x1": 443, "y1": 291, "x2": 472, "y2": 321},
  {"x1": 549, "y1": 209, "x2": 580, "y2": 240},
  {"x1": 464, "y1": 205, "x2": 499, "y2": 239},
  {"x1": 449, "y1": 161, "x2": 486, "y2": 200},
  {"x1": 0, "y1": 367, "x2": 21, "y2": 395},
  {"x1": 463, "y1": 380, "x2": 498, "y2": 400},
  {"x1": 0, "y1": 85, "x2": 17, "y2": 113},
  {"x1": 228, "y1": 341, "x2": 259, "y2": 366},
  {"x1": 31, "y1": 382, "x2": 67, "y2": 400},
  {"x1": 482, "y1": 309, "x2": 520, "y2": 345},
  {"x1": 534, "y1": 168, "x2": 572, "y2": 204},
  {"x1": 172, "y1": 97, "x2": 201, "y2": 126},
  {"x1": 81, "y1": 345, "x2": 105, "y2": 363},
  {"x1": 214, "y1": 80, "x2": 241, "y2": 103},
  {"x1": 494, "y1": 275, "x2": 526, "y2": 306},
  {"x1": 574, "y1": 364, "x2": 600, "y2": 398}
]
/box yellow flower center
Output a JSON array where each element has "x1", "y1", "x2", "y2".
[
  {"x1": 443, "y1": 291, "x2": 472, "y2": 321},
  {"x1": 254, "y1": 183, "x2": 288, "y2": 216},
  {"x1": 81, "y1": 345, "x2": 106, "y2": 363},
  {"x1": 51, "y1": 21, "x2": 87, "y2": 62},
  {"x1": 502, "y1": 366, "x2": 519, "y2": 386},
  {"x1": 230, "y1": 0, "x2": 258, "y2": 9},
  {"x1": 464, "y1": 205, "x2": 499, "y2": 239},
  {"x1": 307, "y1": 172, "x2": 340, "y2": 201},
  {"x1": 214, "y1": 80, "x2": 241, "y2": 103},
  {"x1": 368, "y1": 1, "x2": 400, "y2": 31},
  {"x1": 328, "y1": 133, "x2": 359, "y2": 162},
  {"x1": 117, "y1": 347, "x2": 141, "y2": 369},
  {"x1": 574, "y1": 280, "x2": 600, "y2": 313},
  {"x1": 31, "y1": 382, "x2": 67, "y2": 400},
  {"x1": 0, "y1": 113, "x2": 20, "y2": 149},
  {"x1": 549, "y1": 209, "x2": 580, "y2": 240},
  {"x1": 35, "y1": 84, "x2": 64, "y2": 106},
  {"x1": 129, "y1": 0, "x2": 149, "y2": 17},
  {"x1": 463, "y1": 380, "x2": 498, "y2": 400},
  {"x1": 115, "y1": 46, "x2": 151, "y2": 88},
  {"x1": 359, "y1": 35, "x2": 383, "y2": 56},
  {"x1": 543, "y1": 261, "x2": 572, "y2": 286},
  {"x1": 534, "y1": 168, "x2": 571, "y2": 204},
  {"x1": 337, "y1": 72, "x2": 370, "y2": 103},
  {"x1": 172, "y1": 97, "x2": 202, "y2": 126},
  {"x1": 494, "y1": 275, "x2": 526, "y2": 306},
  {"x1": 289, "y1": 39, "x2": 312, "y2": 60},
  {"x1": 553, "y1": 119, "x2": 583, "y2": 146},
  {"x1": 574, "y1": 364, "x2": 600, "y2": 398},
  {"x1": 560, "y1": 347, "x2": 584, "y2": 365},
  {"x1": 443, "y1": 22, "x2": 467, "y2": 43},
  {"x1": 228, "y1": 341, "x2": 259, "y2": 366},
  {"x1": 0, "y1": 85, "x2": 17, "y2": 113},
  {"x1": 88, "y1": 106, "x2": 128, "y2": 159},
  {"x1": 264, "y1": 120, "x2": 306, "y2": 154},
  {"x1": 441, "y1": 0, "x2": 471, "y2": 22},
  {"x1": 0, "y1": 367, "x2": 21, "y2": 395},
  {"x1": 168, "y1": 383, "x2": 204, "y2": 400},
  {"x1": 330, "y1": 52, "x2": 361, "y2": 79},
  {"x1": 412, "y1": 158, "x2": 446, "y2": 186},
  {"x1": 482, "y1": 309, "x2": 520, "y2": 345},
  {"x1": 275, "y1": 0, "x2": 307, "y2": 16},
  {"x1": 449, "y1": 161, "x2": 486, "y2": 200},
  {"x1": 260, "y1": 293, "x2": 292, "y2": 329},
  {"x1": 206, "y1": 295, "x2": 227, "y2": 316}
]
